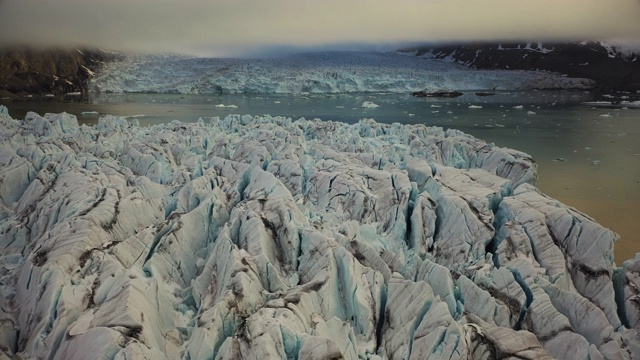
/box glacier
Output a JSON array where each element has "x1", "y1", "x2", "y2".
[
  {"x1": 91, "y1": 52, "x2": 595, "y2": 94},
  {"x1": 0, "y1": 107, "x2": 638, "y2": 359}
]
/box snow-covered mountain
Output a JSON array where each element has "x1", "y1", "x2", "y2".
[
  {"x1": 400, "y1": 41, "x2": 640, "y2": 91},
  {"x1": 91, "y1": 51, "x2": 594, "y2": 94},
  {"x1": 1, "y1": 105, "x2": 639, "y2": 359}
]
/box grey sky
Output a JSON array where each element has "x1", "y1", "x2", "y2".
[{"x1": 1, "y1": 0, "x2": 639, "y2": 56}]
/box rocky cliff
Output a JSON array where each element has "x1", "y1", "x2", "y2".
[
  {"x1": 401, "y1": 41, "x2": 640, "y2": 92},
  {"x1": 0, "y1": 47, "x2": 119, "y2": 97}
]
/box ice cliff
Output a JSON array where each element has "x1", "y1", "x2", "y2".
[
  {"x1": 91, "y1": 52, "x2": 594, "y2": 94},
  {"x1": 0, "y1": 107, "x2": 638, "y2": 359}
]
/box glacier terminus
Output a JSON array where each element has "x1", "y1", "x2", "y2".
[{"x1": 0, "y1": 105, "x2": 639, "y2": 359}]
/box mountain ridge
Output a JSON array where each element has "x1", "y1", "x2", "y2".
[
  {"x1": 0, "y1": 47, "x2": 120, "y2": 97},
  {"x1": 400, "y1": 41, "x2": 640, "y2": 91}
]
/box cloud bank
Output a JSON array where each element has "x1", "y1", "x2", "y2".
[{"x1": 1, "y1": 0, "x2": 639, "y2": 56}]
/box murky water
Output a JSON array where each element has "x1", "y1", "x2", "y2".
[{"x1": 3, "y1": 91, "x2": 640, "y2": 263}]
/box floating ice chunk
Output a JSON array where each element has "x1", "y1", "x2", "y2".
[
  {"x1": 361, "y1": 101, "x2": 380, "y2": 108},
  {"x1": 81, "y1": 111, "x2": 99, "y2": 115},
  {"x1": 584, "y1": 101, "x2": 612, "y2": 106},
  {"x1": 513, "y1": 105, "x2": 524, "y2": 109},
  {"x1": 469, "y1": 105, "x2": 483, "y2": 109},
  {"x1": 528, "y1": 111, "x2": 536, "y2": 115}
]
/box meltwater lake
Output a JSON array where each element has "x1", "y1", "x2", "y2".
[{"x1": 5, "y1": 90, "x2": 640, "y2": 263}]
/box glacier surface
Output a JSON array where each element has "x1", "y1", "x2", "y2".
[
  {"x1": 0, "y1": 109, "x2": 638, "y2": 359},
  {"x1": 91, "y1": 52, "x2": 595, "y2": 94}
]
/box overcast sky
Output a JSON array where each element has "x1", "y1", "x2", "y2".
[{"x1": 1, "y1": 0, "x2": 639, "y2": 56}]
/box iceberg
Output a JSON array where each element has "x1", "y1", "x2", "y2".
[
  {"x1": 0, "y1": 109, "x2": 637, "y2": 359},
  {"x1": 361, "y1": 101, "x2": 380, "y2": 108}
]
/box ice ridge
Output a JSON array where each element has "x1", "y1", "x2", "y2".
[{"x1": 0, "y1": 109, "x2": 637, "y2": 359}]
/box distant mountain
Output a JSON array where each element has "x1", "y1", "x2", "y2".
[
  {"x1": 0, "y1": 48, "x2": 120, "y2": 97},
  {"x1": 400, "y1": 41, "x2": 640, "y2": 91}
]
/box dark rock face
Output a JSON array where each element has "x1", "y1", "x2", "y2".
[
  {"x1": 402, "y1": 42, "x2": 640, "y2": 92},
  {"x1": 411, "y1": 90, "x2": 464, "y2": 98},
  {"x1": 0, "y1": 47, "x2": 119, "y2": 96}
]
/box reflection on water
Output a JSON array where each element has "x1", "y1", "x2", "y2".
[{"x1": 2, "y1": 91, "x2": 640, "y2": 263}]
